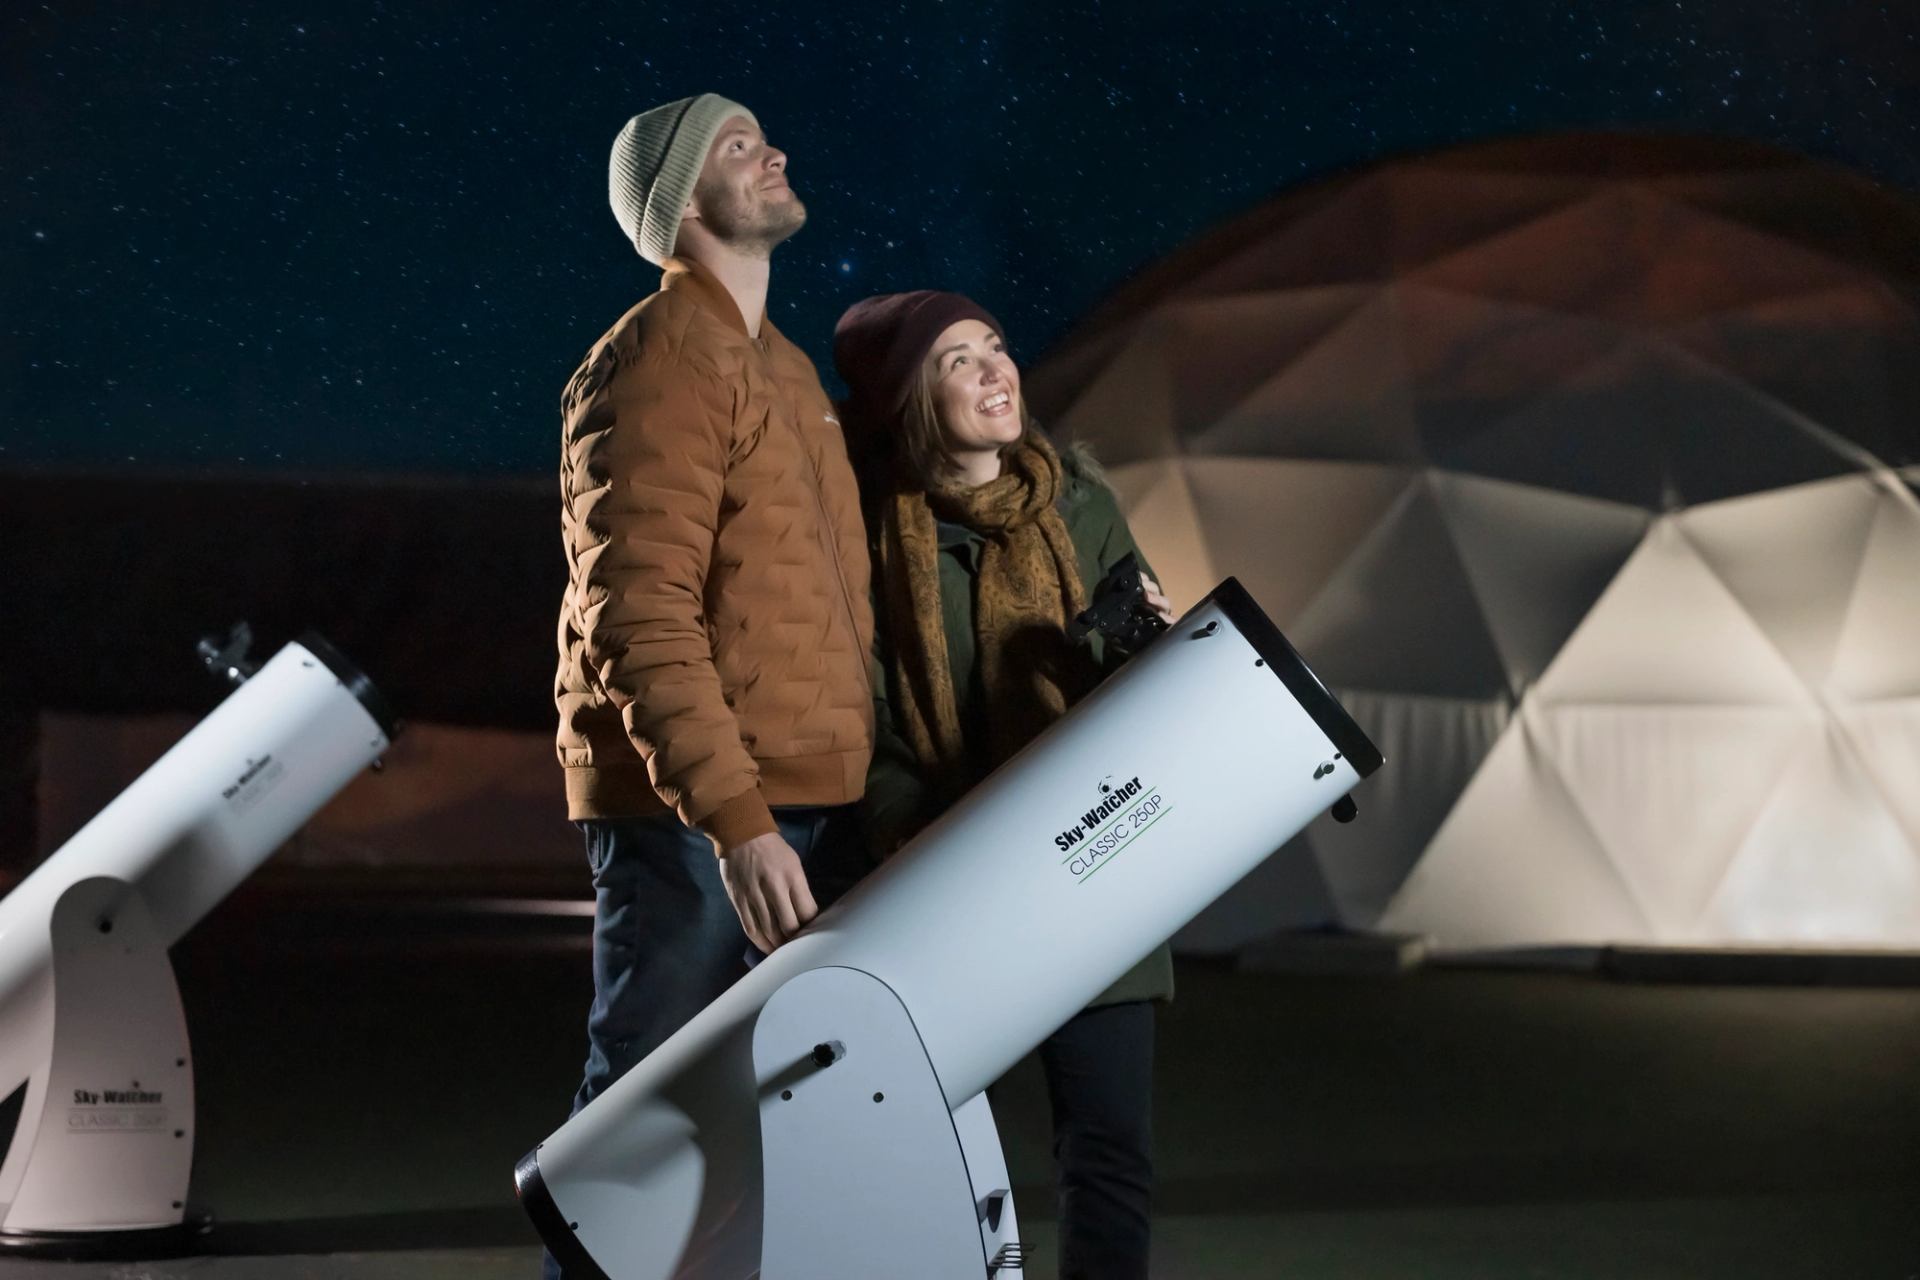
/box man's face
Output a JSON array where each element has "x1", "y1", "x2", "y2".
[{"x1": 684, "y1": 116, "x2": 806, "y2": 256}]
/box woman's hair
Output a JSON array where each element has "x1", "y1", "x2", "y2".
[{"x1": 892, "y1": 355, "x2": 1045, "y2": 492}]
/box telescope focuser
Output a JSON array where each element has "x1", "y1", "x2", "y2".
[{"x1": 197, "y1": 621, "x2": 261, "y2": 688}]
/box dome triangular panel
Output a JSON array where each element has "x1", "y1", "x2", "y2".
[
  {"x1": 1675, "y1": 475, "x2": 1880, "y2": 687},
  {"x1": 1288, "y1": 477, "x2": 1511, "y2": 699},
  {"x1": 1534, "y1": 703, "x2": 1815, "y2": 938},
  {"x1": 1829, "y1": 485, "x2": 1920, "y2": 701},
  {"x1": 1431, "y1": 473, "x2": 1649, "y2": 692},
  {"x1": 1180, "y1": 459, "x2": 1413, "y2": 629},
  {"x1": 1535, "y1": 518, "x2": 1812, "y2": 707},
  {"x1": 1380, "y1": 719, "x2": 1653, "y2": 946},
  {"x1": 1705, "y1": 731, "x2": 1920, "y2": 942}
]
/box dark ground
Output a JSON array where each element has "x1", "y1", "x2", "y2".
[{"x1": 3, "y1": 892, "x2": 1918, "y2": 1279}]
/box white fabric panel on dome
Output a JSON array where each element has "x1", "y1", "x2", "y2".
[
  {"x1": 1704, "y1": 729, "x2": 1920, "y2": 943},
  {"x1": 1303, "y1": 690, "x2": 1510, "y2": 924},
  {"x1": 1670, "y1": 287, "x2": 1920, "y2": 469},
  {"x1": 1398, "y1": 286, "x2": 1626, "y2": 412},
  {"x1": 1178, "y1": 458, "x2": 1413, "y2": 628},
  {"x1": 1050, "y1": 328, "x2": 1179, "y2": 468},
  {"x1": 1154, "y1": 290, "x2": 1375, "y2": 439},
  {"x1": 1413, "y1": 187, "x2": 1852, "y2": 326},
  {"x1": 1195, "y1": 291, "x2": 1424, "y2": 465},
  {"x1": 1660, "y1": 167, "x2": 1864, "y2": 232},
  {"x1": 1674, "y1": 475, "x2": 1880, "y2": 687},
  {"x1": 1829, "y1": 485, "x2": 1920, "y2": 701},
  {"x1": 1287, "y1": 477, "x2": 1511, "y2": 698},
  {"x1": 1673, "y1": 282, "x2": 1906, "y2": 353},
  {"x1": 1429, "y1": 472, "x2": 1648, "y2": 692},
  {"x1": 1025, "y1": 327, "x2": 1130, "y2": 423},
  {"x1": 1533, "y1": 704, "x2": 1816, "y2": 938},
  {"x1": 1100, "y1": 460, "x2": 1218, "y2": 613},
  {"x1": 1457, "y1": 338, "x2": 1860, "y2": 507},
  {"x1": 1375, "y1": 170, "x2": 1592, "y2": 271},
  {"x1": 1379, "y1": 714, "x2": 1652, "y2": 947},
  {"x1": 1533, "y1": 518, "x2": 1815, "y2": 707},
  {"x1": 1835, "y1": 699, "x2": 1920, "y2": 854},
  {"x1": 1183, "y1": 175, "x2": 1396, "y2": 298}
]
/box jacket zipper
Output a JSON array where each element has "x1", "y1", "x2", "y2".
[{"x1": 804, "y1": 436, "x2": 868, "y2": 689}]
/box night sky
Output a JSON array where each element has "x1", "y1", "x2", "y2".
[{"x1": 5, "y1": 1, "x2": 1916, "y2": 475}]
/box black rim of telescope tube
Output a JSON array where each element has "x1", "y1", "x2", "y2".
[
  {"x1": 297, "y1": 631, "x2": 401, "y2": 742},
  {"x1": 514, "y1": 1149, "x2": 611, "y2": 1280},
  {"x1": 1207, "y1": 577, "x2": 1385, "y2": 778}
]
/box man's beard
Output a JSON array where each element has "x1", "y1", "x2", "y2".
[{"x1": 693, "y1": 176, "x2": 807, "y2": 258}]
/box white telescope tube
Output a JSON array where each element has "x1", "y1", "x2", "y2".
[
  {"x1": 0, "y1": 634, "x2": 397, "y2": 1231},
  {"x1": 0, "y1": 635, "x2": 396, "y2": 1009},
  {"x1": 517, "y1": 578, "x2": 1382, "y2": 1279}
]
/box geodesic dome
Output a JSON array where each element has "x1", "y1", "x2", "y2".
[{"x1": 1027, "y1": 134, "x2": 1920, "y2": 952}]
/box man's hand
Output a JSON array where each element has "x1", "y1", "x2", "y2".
[
  {"x1": 1140, "y1": 574, "x2": 1176, "y2": 624},
  {"x1": 719, "y1": 831, "x2": 818, "y2": 954}
]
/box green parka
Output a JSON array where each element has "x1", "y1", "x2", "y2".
[{"x1": 865, "y1": 449, "x2": 1175, "y2": 1007}]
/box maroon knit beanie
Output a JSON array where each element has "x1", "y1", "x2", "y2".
[{"x1": 833, "y1": 290, "x2": 1006, "y2": 428}]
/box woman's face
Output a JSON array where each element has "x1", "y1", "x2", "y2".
[{"x1": 925, "y1": 319, "x2": 1023, "y2": 464}]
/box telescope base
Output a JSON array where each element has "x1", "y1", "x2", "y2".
[
  {"x1": 0, "y1": 877, "x2": 195, "y2": 1238},
  {"x1": 755, "y1": 965, "x2": 1020, "y2": 1280}
]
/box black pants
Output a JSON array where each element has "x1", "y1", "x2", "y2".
[{"x1": 1039, "y1": 999, "x2": 1156, "y2": 1280}]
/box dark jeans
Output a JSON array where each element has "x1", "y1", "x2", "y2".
[
  {"x1": 1041, "y1": 1000, "x2": 1156, "y2": 1280},
  {"x1": 543, "y1": 804, "x2": 868, "y2": 1279}
]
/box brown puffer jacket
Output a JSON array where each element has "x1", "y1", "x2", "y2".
[{"x1": 555, "y1": 257, "x2": 875, "y2": 851}]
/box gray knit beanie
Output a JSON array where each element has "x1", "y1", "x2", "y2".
[{"x1": 609, "y1": 94, "x2": 758, "y2": 265}]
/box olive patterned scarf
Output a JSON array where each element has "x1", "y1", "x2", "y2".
[{"x1": 876, "y1": 432, "x2": 1093, "y2": 782}]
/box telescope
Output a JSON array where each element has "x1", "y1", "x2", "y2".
[
  {"x1": 516, "y1": 576, "x2": 1382, "y2": 1279},
  {"x1": 0, "y1": 627, "x2": 396, "y2": 1255}
]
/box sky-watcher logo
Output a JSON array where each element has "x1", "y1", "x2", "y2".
[
  {"x1": 1053, "y1": 776, "x2": 1144, "y2": 852},
  {"x1": 222, "y1": 755, "x2": 275, "y2": 800},
  {"x1": 222, "y1": 752, "x2": 287, "y2": 814},
  {"x1": 73, "y1": 1089, "x2": 164, "y2": 1106},
  {"x1": 1053, "y1": 775, "x2": 1172, "y2": 883},
  {"x1": 67, "y1": 1086, "x2": 170, "y2": 1132}
]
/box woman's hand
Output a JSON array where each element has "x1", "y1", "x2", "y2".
[{"x1": 1140, "y1": 574, "x2": 1176, "y2": 624}]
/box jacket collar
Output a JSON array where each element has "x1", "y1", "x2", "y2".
[{"x1": 660, "y1": 255, "x2": 766, "y2": 340}]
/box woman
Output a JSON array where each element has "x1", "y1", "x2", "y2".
[{"x1": 834, "y1": 290, "x2": 1174, "y2": 1280}]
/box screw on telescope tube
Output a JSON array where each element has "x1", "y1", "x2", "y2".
[
  {"x1": 812, "y1": 1041, "x2": 844, "y2": 1068},
  {"x1": 873, "y1": 1092, "x2": 885, "y2": 1103}
]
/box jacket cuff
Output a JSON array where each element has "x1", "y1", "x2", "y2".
[{"x1": 699, "y1": 787, "x2": 779, "y2": 855}]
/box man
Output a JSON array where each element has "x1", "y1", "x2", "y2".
[{"x1": 553, "y1": 91, "x2": 874, "y2": 1136}]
